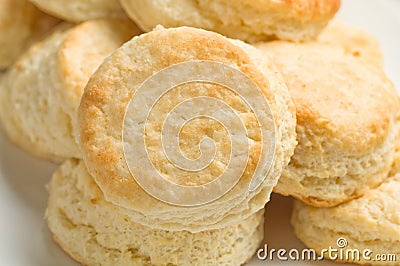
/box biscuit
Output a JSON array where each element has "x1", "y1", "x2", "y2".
[
  {"x1": 389, "y1": 128, "x2": 400, "y2": 177},
  {"x1": 0, "y1": 0, "x2": 59, "y2": 69},
  {"x1": 46, "y1": 159, "x2": 265, "y2": 266},
  {"x1": 291, "y1": 173, "x2": 400, "y2": 265},
  {"x1": 78, "y1": 26, "x2": 297, "y2": 232},
  {"x1": 318, "y1": 20, "x2": 383, "y2": 66},
  {"x1": 256, "y1": 41, "x2": 400, "y2": 207},
  {"x1": 0, "y1": 19, "x2": 140, "y2": 162},
  {"x1": 30, "y1": 0, "x2": 125, "y2": 22},
  {"x1": 120, "y1": 0, "x2": 341, "y2": 43}
]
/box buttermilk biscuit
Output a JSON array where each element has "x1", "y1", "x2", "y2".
[
  {"x1": 30, "y1": 0, "x2": 125, "y2": 22},
  {"x1": 0, "y1": 19, "x2": 140, "y2": 162},
  {"x1": 291, "y1": 174, "x2": 400, "y2": 265},
  {"x1": 318, "y1": 20, "x2": 383, "y2": 66},
  {"x1": 120, "y1": 0, "x2": 341, "y2": 43},
  {"x1": 256, "y1": 41, "x2": 400, "y2": 207},
  {"x1": 46, "y1": 159, "x2": 265, "y2": 266},
  {"x1": 0, "y1": 0, "x2": 59, "y2": 69},
  {"x1": 79, "y1": 26, "x2": 297, "y2": 232}
]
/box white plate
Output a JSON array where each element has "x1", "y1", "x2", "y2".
[{"x1": 0, "y1": 0, "x2": 399, "y2": 265}]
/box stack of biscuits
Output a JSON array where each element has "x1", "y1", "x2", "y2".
[{"x1": 0, "y1": 0, "x2": 399, "y2": 265}]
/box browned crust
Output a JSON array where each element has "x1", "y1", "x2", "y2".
[
  {"x1": 78, "y1": 27, "x2": 284, "y2": 220},
  {"x1": 257, "y1": 0, "x2": 341, "y2": 22},
  {"x1": 257, "y1": 41, "x2": 399, "y2": 154}
]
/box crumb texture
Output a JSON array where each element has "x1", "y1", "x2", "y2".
[
  {"x1": 292, "y1": 173, "x2": 400, "y2": 265},
  {"x1": 46, "y1": 159, "x2": 264, "y2": 266}
]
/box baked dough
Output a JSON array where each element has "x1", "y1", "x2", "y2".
[
  {"x1": 30, "y1": 0, "x2": 125, "y2": 22},
  {"x1": 292, "y1": 173, "x2": 400, "y2": 265},
  {"x1": 0, "y1": 19, "x2": 140, "y2": 162},
  {"x1": 319, "y1": 20, "x2": 383, "y2": 66},
  {"x1": 256, "y1": 41, "x2": 400, "y2": 207},
  {"x1": 46, "y1": 159, "x2": 265, "y2": 266},
  {"x1": 120, "y1": 0, "x2": 341, "y2": 42},
  {"x1": 78, "y1": 26, "x2": 297, "y2": 231},
  {"x1": 0, "y1": 0, "x2": 59, "y2": 69}
]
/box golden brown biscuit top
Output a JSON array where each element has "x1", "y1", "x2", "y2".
[
  {"x1": 57, "y1": 19, "x2": 140, "y2": 103},
  {"x1": 318, "y1": 20, "x2": 383, "y2": 66},
  {"x1": 257, "y1": 41, "x2": 399, "y2": 153},
  {"x1": 79, "y1": 26, "x2": 282, "y2": 213},
  {"x1": 247, "y1": 0, "x2": 340, "y2": 17}
]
